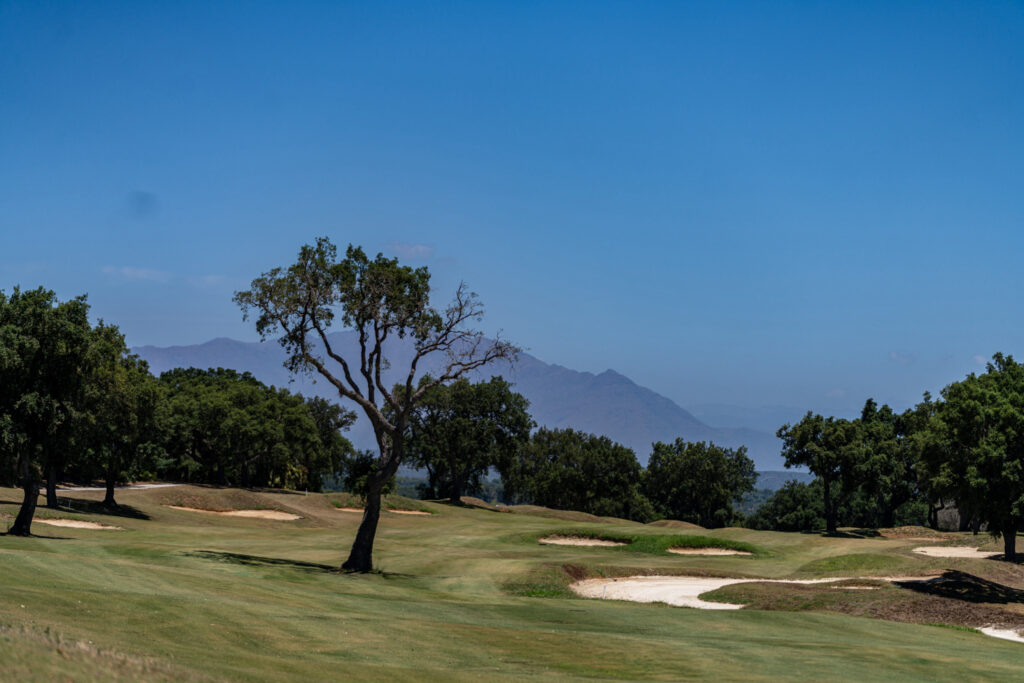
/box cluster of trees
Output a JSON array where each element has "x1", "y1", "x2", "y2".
[
  {"x1": 749, "y1": 354, "x2": 1024, "y2": 560},
  {"x1": 0, "y1": 286, "x2": 357, "y2": 536}
]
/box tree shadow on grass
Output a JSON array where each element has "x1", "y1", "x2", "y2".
[
  {"x1": 183, "y1": 550, "x2": 415, "y2": 578},
  {"x1": 895, "y1": 570, "x2": 1024, "y2": 605},
  {"x1": 0, "y1": 498, "x2": 150, "y2": 520}
]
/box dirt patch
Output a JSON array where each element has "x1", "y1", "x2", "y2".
[
  {"x1": 913, "y1": 546, "x2": 1002, "y2": 559},
  {"x1": 667, "y1": 547, "x2": 752, "y2": 556},
  {"x1": 540, "y1": 535, "x2": 627, "y2": 547},
  {"x1": 335, "y1": 507, "x2": 364, "y2": 513},
  {"x1": 879, "y1": 526, "x2": 953, "y2": 540},
  {"x1": 34, "y1": 518, "x2": 121, "y2": 530},
  {"x1": 647, "y1": 519, "x2": 705, "y2": 530},
  {"x1": 167, "y1": 506, "x2": 300, "y2": 521},
  {"x1": 388, "y1": 509, "x2": 431, "y2": 515}
]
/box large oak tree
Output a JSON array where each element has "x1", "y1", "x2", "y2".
[{"x1": 235, "y1": 238, "x2": 516, "y2": 571}]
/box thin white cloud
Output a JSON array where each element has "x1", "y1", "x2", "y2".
[
  {"x1": 387, "y1": 242, "x2": 434, "y2": 261},
  {"x1": 187, "y1": 274, "x2": 228, "y2": 288},
  {"x1": 973, "y1": 354, "x2": 988, "y2": 367},
  {"x1": 101, "y1": 266, "x2": 169, "y2": 283}
]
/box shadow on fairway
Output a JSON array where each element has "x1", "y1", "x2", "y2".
[
  {"x1": 896, "y1": 570, "x2": 1024, "y2": 604},
  {"x1": 0, "y1": 498, "x2": 150, "y2": 520},
  {"x1": 185, "y1": 550, "x2": 335, "y2": 572}
]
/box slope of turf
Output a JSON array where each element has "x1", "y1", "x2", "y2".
[{"x1": 2, "y1": 485, "x2": 1023, "y2": 681}]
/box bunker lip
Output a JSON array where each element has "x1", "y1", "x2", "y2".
[
  {"x1": 980, "y1": 627, "x2": 1024, "y2": 644},
  {"x1": 539, "y1": 535, "x2": 628, "y2": 547},
  {"x1": 571, "y1": 574, "x2": 939, "y2": 610},
  {"x1": 34, "y1": 519, "x2": 121, "y2": 530},
  {"x1": 912, "y1": 546, "x2": 1002, "y2": 559},
  {"x1": 166, "y1": 505, "x2": 301, "y2": 521},
  {"x1": 667, "y1": 547, "x2": 752, "y2": 556}
]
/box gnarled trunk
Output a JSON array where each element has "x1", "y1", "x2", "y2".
[
  {"x1": 342, "y1": 484, "x2": 383, "y2": 572},
  {"x1": 10, "y1": 457, "x2": 39, "y2": 536}
]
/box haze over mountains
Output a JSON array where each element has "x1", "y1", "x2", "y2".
[{"x1": 134, "y1": 334, "x2": 786, "y2": 470}]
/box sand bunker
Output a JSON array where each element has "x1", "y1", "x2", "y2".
[
  {"x1": 35, "y1": 519, "x2": 121, "y2": 530},
  {"x1": 667, "y1": 547, "x2": 752, "y2": 556},
  {"x1": 980, "y1": 627, "x2": 1024, "y2": 644},
  {"x1": 540, "y1": 535, "x2": 627, "y2": 547},
  {"x1": 912, "y1": 546, "x2": 1001, "y2": 559},
  {"x1": 571, "y1": 575, "x2": 932, "y2": 610},
  {"x1": 167, "y1": 506, "x2": 300, "y2": 521},
  {"x1": 334, "y1": 507, "x2": 430, "y2": 515}
]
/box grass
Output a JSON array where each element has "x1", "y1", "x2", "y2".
[{"x1": 1, "y1": 485, "x2": 1024, "y2": 680}]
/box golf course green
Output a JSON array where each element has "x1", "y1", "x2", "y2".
[{"x1": 2, "y1": 485, "x2": 1023, "y2": 681}]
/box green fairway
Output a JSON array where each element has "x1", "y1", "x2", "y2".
[{"x1": 2, "y1": 486, "x2": 1023, "y2": 681}]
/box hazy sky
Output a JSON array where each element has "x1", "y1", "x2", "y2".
[{"x1": 2, "y1": 1, "x2": 1022, "y2": 421}]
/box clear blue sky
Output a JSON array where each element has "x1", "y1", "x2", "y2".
[{"x1": 2, "y1": 1, "x2": 1022, "y2": 423}]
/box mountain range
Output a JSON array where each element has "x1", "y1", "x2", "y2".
[{"x1": 133, "y1": 334, "x2": 785, "y2": 470}]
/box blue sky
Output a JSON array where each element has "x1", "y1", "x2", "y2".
[{"x1": 2, "y1": 1, "x2": 1022, "y2": 424}]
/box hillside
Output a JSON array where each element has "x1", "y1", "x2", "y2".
[{"x1": 134, "y1": 334, "x2": 784, "y2": 469}]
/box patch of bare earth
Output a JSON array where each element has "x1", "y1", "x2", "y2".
[
  {"x1": 166, "y1": 506, "x2": 300, "y2": 521},
  {"x1": 389, "y1": 509, "x2": 431, "y2": 515},
  {"x1": 667, "y1": 547, "x2": 752, "y2": 556},
  {"x1": 35, "y1": 519, "x2": 121, "y2": 530},
  {"x1": 913, "y1": 546, "x2": 1002, "y2": 559},
  {"x1": 540, "y1": 535, "x2": 627, "y2": 547},
  {"x1": 698, "y1": 570, "x2": 1024, "y2": 644}
]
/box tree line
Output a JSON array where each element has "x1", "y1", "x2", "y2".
[
  {"x1": 747, "y1": 353, "x2": 1024, "y2": 560},
  {"x1": 0, "y1": 286, "x2": 357, "y2": 535}
]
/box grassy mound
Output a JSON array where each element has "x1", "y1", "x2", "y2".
[
  {"x1": 647, "y1": 519, "x2": 705, "y2": 530},
  {"x1": 796, "y1": 553, "x2": 921, "y2": 575}
]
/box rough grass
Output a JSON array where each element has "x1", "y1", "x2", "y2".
[
  {"x1": 2, "y1": 485, "x2": 1024, "y2": 680},
  {"x1": 327, "y1": 492, "x2": 433, "y2": 513}
]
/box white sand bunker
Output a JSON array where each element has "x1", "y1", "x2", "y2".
[
  {"x1": 980, "y1": 627, "x2": 1024, "y2": 644},
  {"x1": 540, "y1": 535, "x2": 627, "y2": 547},
  {"x1": 571, "y1": 575, "x2": 930, "y2": 610},
  {"x1": 167, "y1": 506, "x2": 300, "y2": 521},
  {"x1": 35, "y1": 519, "x2": 121, "y2": 530},
  {"x1": 335, "y1": 507, "x2": 430, "y2": 515},
  {"x1": 667, "y1": 547, "x2": 752, "y2": 556},
  {"x1": 912, "y1": 546, "x2": 1001, "y2": 559}
]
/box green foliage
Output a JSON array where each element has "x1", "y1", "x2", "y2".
[
  {"x1": 642, "y1": 439, "x2": 756, "y2": 528},
  {"x1": 745, "y1": 480, "x2": 825, "y2": 531},
  {"x1": 404, "y1": 376, "x2": 532, "y2": 502},
  {"x1": 501, "y1": 428, "x2": 655, "y2": 521},
  {"x1": 342, "y1": 450, "x2": 395, "y2": 498},
  {"x1": 156, "y1": 367, "x2": 355, "y2": 490},
  {"x1": 919, "y1": 353, "x2": 1024, "y2": 557}
]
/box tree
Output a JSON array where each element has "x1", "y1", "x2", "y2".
[
  {"x1": 919, "y1": 354, "x2": 1024, "y2": 561},
  {"x1": 501, "y1": 428, "x2": 655, "y2": 521},
  {"x1": 302, "y1": 396, "x2": 357, "y2": 492},
  {"x1": 0, "y1": 287, "x2": 92, "y2": 536},
  {"x1": 234, "y1": 238, "x2": 517, "y2": 571},
  {"x1": 642, "y1": 439, "x2": 756, "y2": 528},
  {"x1": 850, "y1": 399, "x2": 923, "y2": 529},
  {"x1": 404, "y1": 376, "x2": 532, "y2": 504},
  {"x1": 777, "y1": 412, "x2": 859, "y2": 534},
  {"x1": 81, "y1": 322, "x2": 161, "y2": 507},
  {"x1": 745, "y1": 480, "x2": 825, "y2": 531}
]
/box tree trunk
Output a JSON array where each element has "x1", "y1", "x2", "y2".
[
  {"x1": 10, "y1": 457, "x2": 39, "y2": 536},
  {"x1": 823, "y1": 478, "x2": 837, "y2": 534},
  {"x1": 881, "y1": 503, "x2": 895, "y2": 530},
  {"x1": 448, "y1": 474, "x2": 464, "y2": 505},
  {"x1": 1004, "y1": 529, "x2": 1017, "y2": 562},
  {"x1": 103, "y1": 464, "x2": 117, "y2": 507},
  {"x1": 342, "y1": 480, "x2": 383, "y2": 572},
  {"x1": 972, "y1": 518, "x2": 981, "y2": 535},
  {"x1": 46, "y1": 463, "x2": 58, "y2": 508}
]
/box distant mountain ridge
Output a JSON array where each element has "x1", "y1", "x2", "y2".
[{"x1": 133, "y1": 334, "x2": 785, "y2": 469}]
